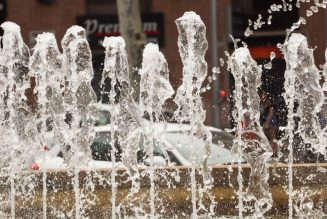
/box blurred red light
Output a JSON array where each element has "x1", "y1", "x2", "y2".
[
  {"x1": 219, "y1": 89, "x2": 227, "y2": 97},
  {"x1": 30, "y1": 162, "x2": 40, "y2": 170}
]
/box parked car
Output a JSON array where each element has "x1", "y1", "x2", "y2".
[
  {"x1": 31, "y1": 123, "x2": 239, "y2": 170},
  {"x1": 163, "y1": 124, "x2": 235, "y2": 166}
]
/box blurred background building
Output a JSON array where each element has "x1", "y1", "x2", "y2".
[{"x1": 1, "y1": 0, "x2": 327, "y2": 128}]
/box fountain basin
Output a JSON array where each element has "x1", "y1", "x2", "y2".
[{"x1": 1, "y1": 163, "x2": 326, "y2": 218}]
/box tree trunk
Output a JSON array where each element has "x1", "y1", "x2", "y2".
[{"x1": 117, "y1": 0, "x2": 145, "y2": 102}]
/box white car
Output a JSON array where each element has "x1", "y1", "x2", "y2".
[
  {"x1": 32, "y1": 123, "x2": 238, "y2": 170},
  {"x1": 93, "y1": 123, "x2": 237, "y2": 167}
]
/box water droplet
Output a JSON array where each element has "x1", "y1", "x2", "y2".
[
  {"x1": 271, "y1": 4, "x2": 280, "y2": 11},
  {"x1": 306, "y1": 10, "x2": 313, "y2": 17},
  {"x1": 282, "y1": 0, "x2": 288, "y2": 11},
  {"x1": 270, "y1": 51, "x2": 276, "y2": 60},
  {"x1": 219, "y1": 58, "x2": 225, "y2": 67},
  {"x1": 264, "y1": 62, "x2": 272, "y2": 69},
  {"x1": 212, "y1": 66, "x2": 219, "y2": 74},
  {"x1": 244, "y1": 27, "x2": 253, "y2": 37},
  {"x1": 277, "y1": 43, "x2": 283, "y2": 49},
  {"x1": 310, "y1": 6, "x2": 319, "y2": 13}
]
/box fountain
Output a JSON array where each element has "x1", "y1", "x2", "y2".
[
  {"x1": 229, "y1": 47, "x2": 273, "y2": 217},
  {"x1": 0, "y1": 2, "x2": 327, "y2": 218}
]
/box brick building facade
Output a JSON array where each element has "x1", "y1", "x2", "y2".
[
  {"x1": 6, "y1": 0, "x2": 85, "y2": 47},
  {"x1": 2, "y1": 0, "x2": 327, "y2": 128}
]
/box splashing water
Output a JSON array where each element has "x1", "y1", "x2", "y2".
[
  {"x1": 173, "y1": 11, "x2": 216, "y2": 218},
  {"x1": 0, "y1": 5, "x2": 327, "y2": 218},
  {"x1": 139, "y1": 43, "x2": 174, "y2": 218},
  {"x1": 228, "y1": 47, "x2": 273, "y2": 217},
  {"x1": 281, "y1": 33, "x2": 326, "y2": 218},
  {"x1": 0, "y1": 22, "x2": 32, "y2": 219}
]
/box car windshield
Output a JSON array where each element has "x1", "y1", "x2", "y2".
[
  {"x1": 91, "y1": 129, "x2": 236, "y2": 165},
  {"x1": 91, "y1": 132, "x2": 121, "y2": 161},
  {"x1": 95, "y1": 110, "x2": 111, "y2": 126},
  {"x1": 165, "y1": 131, "x2": 234, "y2": 165}
]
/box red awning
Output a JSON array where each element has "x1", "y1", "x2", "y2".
[{"x1": 249, "y1": 46, "x2": 283, "y2": 60}]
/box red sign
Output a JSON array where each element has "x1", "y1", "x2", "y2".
[{"x1": 249, "y1": 46, "x2": 283, "y2": 60}]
